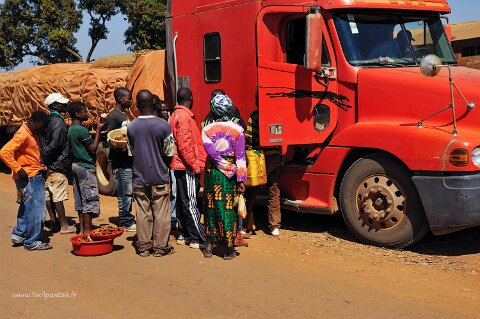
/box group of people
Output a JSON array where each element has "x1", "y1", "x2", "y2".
[
  {"x1": 0, "y1": 86, "x2": 282, "y2": 260},
  {"x1": 0, "y1": 92, "x2": 107, "y2": 250}
]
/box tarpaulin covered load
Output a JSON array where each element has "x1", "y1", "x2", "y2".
[
  {"x1": 1, "y1": 63, "x2": 86, "y2": 126},
  {"x1": 0, "y1": 65, "x2": 129, "y2": 126},
  {"x1": 125, "y1": 50, "x2": 173, "y2": 115},
  {"x1": 0, "y1": 50, "x2": 171, "y2": 126},
  {"x1": 91, "y1": 53, "x2": 139, "y2": 69}
]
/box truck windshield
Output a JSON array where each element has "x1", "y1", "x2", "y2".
[{"x1": 333, "y1": 12, "x2": 456, "y2": 67}]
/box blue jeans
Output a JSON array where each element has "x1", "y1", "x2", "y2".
[
  {"x1": 170, "y1": 170, "x2": 178, "y2": 228},
  {"x1": 113, "y1": 168, "x2": 135, "y2": 227},
  {"x1": 13, "y1": 174, "x2": 46, "y2": 248}
]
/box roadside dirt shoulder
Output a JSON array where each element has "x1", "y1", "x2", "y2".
[{"x1": 0, "y1": 173, "x2": 478, "y2": 319}]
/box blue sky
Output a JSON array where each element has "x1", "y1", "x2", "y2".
[
  {"x1": 1, "y1": 1, "x2": 480, "y2": 70},
  {"x1": 449, "y1": 1, "x2": 480, "y2": 23},
  {"x1": 82, "y1": 2, "x2": 480, "y2": 61}
]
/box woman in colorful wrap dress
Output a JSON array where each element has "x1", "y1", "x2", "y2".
[{"x1": 202, "y1": 93, "x2": 247, "y2": 260}]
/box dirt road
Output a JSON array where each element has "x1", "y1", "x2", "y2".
[{"x1": 0, "y1": 172, "x2": 478, "y2": 319}]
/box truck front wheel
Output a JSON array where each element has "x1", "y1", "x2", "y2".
[
  {"x1": 96, "y1": 142, "x2": 116, "y2": 196},
  {"x1": 339, "y1": 154, "x2": 429, "y2": 249}
]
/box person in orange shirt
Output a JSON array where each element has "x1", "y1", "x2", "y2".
[{"x1": 0, "y1": 111, "x2": 52, "y2": 250}]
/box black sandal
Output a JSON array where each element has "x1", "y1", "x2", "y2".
[
  {"x1": 203, "y1": 242, "x2": 213, "y2": 258},
  {"x1": 223, "y1": 243, "x2": 236, "y2": 260}
]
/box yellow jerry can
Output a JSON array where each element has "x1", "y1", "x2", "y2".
[{"x1": 245, "y1": 150, "x2": 267, "y2": 187}]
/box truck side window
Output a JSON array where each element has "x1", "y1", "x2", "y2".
[
  {"x1": 204, "y1": 33, "x2": 221, "y2": 83},
  {"x1": 285, "y1": 18, "x2": 330, "y2": 66}
]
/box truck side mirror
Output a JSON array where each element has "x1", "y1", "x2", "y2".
[
  {"x1": 420, "y1": 54, "x2": 442, "y2": 78},
  {"x1": 305, "y1": 11, "x2": 323, "y2": 72}
]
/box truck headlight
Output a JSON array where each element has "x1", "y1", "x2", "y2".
[{"x1": 472, "y1": 147, "x2": 480, "y2": 167}]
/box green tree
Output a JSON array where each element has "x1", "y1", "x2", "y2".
[
  {"x1": 78, "y1": 0, "x2": 120, "y2": 62},
  {"x1": 119, "y1": 0, "x2": 167, "y2": 52},
  {"x1": 0, "y1": 0, "x2": 30, "y2": 69},
  {"x1": 0, "y1": 0, "x2": 82, "y2": 69}
]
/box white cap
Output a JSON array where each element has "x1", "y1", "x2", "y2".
[{"x1": 45, "y1": 93, "x2": 69, "y2": 106}]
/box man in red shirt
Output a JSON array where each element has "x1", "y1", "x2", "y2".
[
  {"x1": 169, "y1": 87, "x2": 207, "y2": 249},
  {"x1": 0, "y1": 111, "x2": 52, "y2": 250}
]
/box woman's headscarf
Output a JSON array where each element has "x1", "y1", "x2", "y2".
[
  {"x1": 204, "y1": 93, "x2": 246, "y2": 129},
  {"x1": 211, "y1": 94, "x2": 235, "y2": 119}
]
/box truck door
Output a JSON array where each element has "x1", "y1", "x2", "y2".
[{"x1": 256, "y1": 7, "x2": 338, "y2": 146}]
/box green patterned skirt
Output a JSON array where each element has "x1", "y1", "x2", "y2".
[{"x1": 204, "y1": 157, "x2": 238, "y2": 247}]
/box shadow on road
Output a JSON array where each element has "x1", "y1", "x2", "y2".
[
  {"x1": 113, "y1": 245, "x2": 124, "y2": 252},
  {"x1": 252, "y1": 207, "x2": 355, "y2": 240},
  {"x1": 252, "y1": 206, "x2": 480, "y2": 257},
  {"x1": 108, "y1": 216, "x2": 119, "y2": 226},
  {"x1": 406, "y1": 229, "x2": 480, "y2": 256}
]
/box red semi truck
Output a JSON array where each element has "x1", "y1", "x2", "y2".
[{"x1": 166, "y1": 0, "x2": 480, "y2": 248}]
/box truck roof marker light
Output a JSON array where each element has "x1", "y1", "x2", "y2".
[
  {"x1": 417, "y1": 55, "x2": 475, "y2": 136},
  {"x1": 343, "y1": 0, "x2": 449, "y2": 9},
  {"x1": 449, "y1": 149, "x2": 469, "y2": 167}
]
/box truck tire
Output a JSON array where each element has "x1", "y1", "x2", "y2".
[
  {"x1": 339, "y1": 154, "x2": 429, "y2": 249},
  {"x1": 96, "y1": 141, "x2": 116, "y2": 196}
]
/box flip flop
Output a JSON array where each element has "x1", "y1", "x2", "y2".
[
  {"x1": 153, "y1": 247, "x2": 175, "y2": 257},
  {"x1": 59, "y1": 227, "x2": 76, "y2": 235}
]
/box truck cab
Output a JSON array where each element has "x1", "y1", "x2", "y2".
[{"x1": 167, "y1": 0, "x2": 480, "y2": 248}]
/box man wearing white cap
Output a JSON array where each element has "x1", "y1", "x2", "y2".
[{"x1": 41, "y1": 93, "x2": 75, "y2": 234}]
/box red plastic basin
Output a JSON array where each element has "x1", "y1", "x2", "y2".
[{"x1": 70, "y1": 235, "x2": 114, "y2": 256}]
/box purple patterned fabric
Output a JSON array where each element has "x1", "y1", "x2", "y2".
[{"x1": 201, "y1": 121, "x2": 247, "y2": 182}]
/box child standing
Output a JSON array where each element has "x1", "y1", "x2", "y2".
[
  {"x1": 67, "y1": 102, "x2": 106, "y2": 239},
  {"x1": 0, "y1": 111, "x2": 51, "y2": 250},
  {"x1": 106, "y1": 88, "x2": 136, "y2": 232}
]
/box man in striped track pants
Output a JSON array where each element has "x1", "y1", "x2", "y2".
[{"x1": 169, "y1": 88, "x2": 208, "y2": 249}]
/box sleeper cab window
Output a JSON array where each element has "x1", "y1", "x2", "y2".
[
  {"x1": 285, "y1": 17, "x2": 331, "y2": 66},
  {"x1": 204, "y1": 32, "x2": 221, "y2": 83}
]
